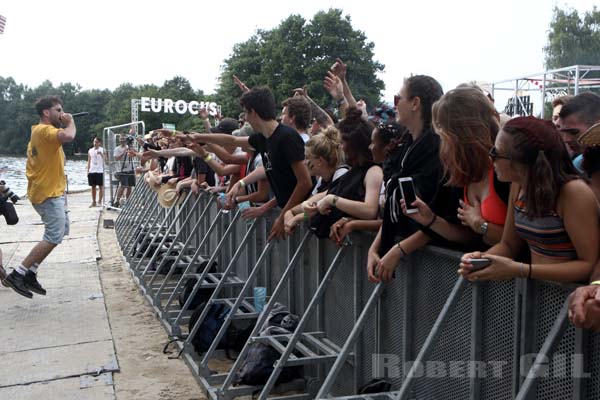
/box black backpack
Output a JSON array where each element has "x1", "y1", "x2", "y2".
[
  {"x1": 188, "y1": 303, "x2": 254, "y2": 357},
  {"x1": 234, "y1": 326, "x2": 302, "y2": 386},
  {"x1": 178, "y1": 260, "x2": 218, "y2": 308}
]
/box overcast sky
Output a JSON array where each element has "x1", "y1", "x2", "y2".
[{"x1": 0, "y1": 0, "x2": 597, "y2": 113}]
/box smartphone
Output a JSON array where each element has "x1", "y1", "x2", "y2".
[
  {"x1": 398, "y1": 177, "x2": 418, "y2": 214},
  {"x1": 469, "y1": 258, "x2": 491, "y2": 272}
]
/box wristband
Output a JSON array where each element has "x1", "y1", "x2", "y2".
[
  {"x1": 396, "y1": 242, "x2": 408, "y2": 257},
  {"x1": 172, "y1": 129, "x2": 177, "y2": 136},
  {"x1": 425, "y1": 215, "x2": 437, "y2": 229},
  {"x1": 239, "y1": 179, "x2": 246, "y2": 188},
  {"x1": 303, "y1": 211, "x2": 309, "y2": 221},
  {"x1": 519, "y1": 262, "x2": 526, "y2": 278},
  {"x1": 527, "y1": 263, "x2": 533, "y2": 279},
  {"x1": 591, "y1": 280, "x2": 600, "y2": 285},
  {"x1": 332, "y1": 195, "x2": 339, "y2": 207},
  {"x1": 203, "y1": 154, "x2": 212, "y2": 162}
]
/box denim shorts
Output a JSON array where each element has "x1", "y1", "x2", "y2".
[{"x1": 32, "y1": 195, "x2": 70, "y2": 244}]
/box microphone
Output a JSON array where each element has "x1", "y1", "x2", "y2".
[{"x1": 71, "y1": 112, "x2": 89, "y2": 117}]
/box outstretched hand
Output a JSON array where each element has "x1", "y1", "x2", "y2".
[{"x1": 233, "y1": 75, "x2": 250, "y2": 93}]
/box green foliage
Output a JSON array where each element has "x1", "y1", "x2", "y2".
[
  {"x1": 544, "y1": 6, "x2": 600, "y2": 69},
  {"x1": 0, "y1": 76, "x2": 209, "y2": 155},
  {"x1": 215, "y1": 8, "x2": 384, "y2": 117}
]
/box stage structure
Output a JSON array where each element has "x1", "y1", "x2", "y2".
[{"x1": 491, "y1": 65, "x2": 600, "y2": 118}]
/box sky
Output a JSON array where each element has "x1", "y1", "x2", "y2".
[{"x1": 0, "y1": 0, "x2": 597, "y2": 114}]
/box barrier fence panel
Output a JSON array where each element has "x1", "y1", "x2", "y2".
[{"x1": 114, "y1": 183, "x2": 600, "y2": 400}]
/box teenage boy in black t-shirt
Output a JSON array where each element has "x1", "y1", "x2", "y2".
[{"x1": 165, "y1": 87, "x2": 312, "y2": 240}]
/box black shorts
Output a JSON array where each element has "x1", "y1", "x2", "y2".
[
  {"x1": 88, "y1": 172, "x2": 104, "y2": 186},
  {"x1": 117, "y1": 172, "x2": 136, "y2": 187}
]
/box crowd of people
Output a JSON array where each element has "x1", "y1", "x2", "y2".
[
  {"x1": 3, "y1": 62, "x2": 600, "y2": 338},
  {"x1": 125, "y1": 63, "x2": 600, "y2": 333}
]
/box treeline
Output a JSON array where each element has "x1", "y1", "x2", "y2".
[
  {"x1": 0, "y1": 76, "x2": 211, "y2": 155},
  {"x1": 0, "y1": 9, "x2": 384, "y2": 156}
]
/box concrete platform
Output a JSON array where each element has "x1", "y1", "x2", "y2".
[{"x1": 0, "y1": 193, "x2": 117, "y2": 398}]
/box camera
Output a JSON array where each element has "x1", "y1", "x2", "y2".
[
  {"x1": 0, "y1": 180, "x2": 19, "y2": 204},
  {"x1": 126, "y1": 135, "x2": 135, "y2": 146}
]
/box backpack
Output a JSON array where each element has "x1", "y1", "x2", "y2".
[
  {"x1": 188, "y1": 303, "x2": 254, "y2": 357},
  {"x1": 189, "y1": 303, "x2": 228, "y2": 354},
  {"x1": 234, "y1": 326, "x2": 302, "y2": 386},
  {"x1": 178, "y1": 260, "x2": 218, "y2": 309}
]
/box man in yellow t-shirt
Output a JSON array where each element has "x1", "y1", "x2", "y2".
[{"x1": 3, "y1": 96, "x2": 76, "y2": 298}]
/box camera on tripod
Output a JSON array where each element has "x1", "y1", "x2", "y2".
[{"x1": 0, "y1": 180, "x2": 20, "y2": 204}]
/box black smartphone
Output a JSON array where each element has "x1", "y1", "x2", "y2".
[
  {"x1": 469, "y1": 258, "x2": 491, "y2": 272},
  {"x1": 398, "y1": 177, "x2": 417, "y2": 214}
]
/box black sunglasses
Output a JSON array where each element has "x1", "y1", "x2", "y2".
[{"x1": 489, "y1": 146, "x2": 510, "y2": 161}]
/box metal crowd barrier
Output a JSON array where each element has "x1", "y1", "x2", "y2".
[{"x1": 115, "y1": 182, "x2": 600, "y2": 400}]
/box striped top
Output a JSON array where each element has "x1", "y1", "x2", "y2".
[{"x1": 514, "y1": 197, "x2": 577, "y2": 260}]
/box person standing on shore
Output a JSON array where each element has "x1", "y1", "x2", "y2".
[
  {"x1": 3, "y1": 96, "x2": 76, "y2": 298},
  {"x1": 87, "y1": 137, "x2": 105, "y2": 207}
]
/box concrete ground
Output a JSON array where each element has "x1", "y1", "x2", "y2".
[{"x1": 0, "y1": 192, "x2": 204, "y2": 400}]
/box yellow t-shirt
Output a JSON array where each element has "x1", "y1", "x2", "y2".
[{"x1": 26, "y1": 124, "x2": 66, "y2": 204}]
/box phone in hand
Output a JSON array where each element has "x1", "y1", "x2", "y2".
[
  {"x1": 469, "y1": 258, "x2": 491, "y2": 272},
  {"x1": 398, "y1": 177, "x2": 418, "y2": 214}
]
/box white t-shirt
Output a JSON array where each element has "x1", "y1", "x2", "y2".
[{"x1": 88, "y1": 147, "x2": 105, "y2": 173}]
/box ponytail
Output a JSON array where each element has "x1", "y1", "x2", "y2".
[{"x1": 525, "y1": 150, "x2": 556, "y2": 218}]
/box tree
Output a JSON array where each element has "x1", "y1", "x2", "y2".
[
  {"x1": 215, "y1": 9, "x2": 385, "y2": 118},
  {"x1": 544, "y1": 7, "x2": 600, "y2": 69}
]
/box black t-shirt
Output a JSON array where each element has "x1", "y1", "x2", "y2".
[
  {"x1": 193, "y1": 157, "x2": 215, "y2": 187},
  {"x1": 248, "y1": 124, "x2": 305, "y2": 208}
]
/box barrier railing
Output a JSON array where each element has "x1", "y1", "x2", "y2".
[{"x1": 115, "y1": 183, "x2": 600, "y2": 400}]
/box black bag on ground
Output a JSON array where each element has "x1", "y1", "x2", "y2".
[
  {"x1": 188, "y1": 303, "x2": 254, "y2": 356},
  {"x1": 234, "y1": 326, "x2": 302, "y2": 386},
  {"x1": 178, "y1": 260, "x2": 218, "y2": 309}
]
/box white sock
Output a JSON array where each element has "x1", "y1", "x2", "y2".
[
  {"x1": 16, "y1": 265, "x2": 28, "y2": 276},
  {"x1": 29, "y1": 264, "x2": 39, "y2": 274}
]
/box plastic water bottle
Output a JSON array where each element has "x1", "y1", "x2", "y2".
[
  {"x1": 218, "y1": 193, "x2": 229, "y2": 214},
  {"x1": 253, "y1": 287, "x2": 267, "y2": 313}
]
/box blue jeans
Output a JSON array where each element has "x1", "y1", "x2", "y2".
[{"x1": 32, "y1": 196, "x2": 70, "y2": 244}]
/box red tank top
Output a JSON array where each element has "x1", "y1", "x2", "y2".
[{"x1": 463, "y1": 167, "x2": 507, "y2": 226}]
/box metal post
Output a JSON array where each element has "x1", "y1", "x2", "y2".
[{"x1": 397, "y1": 277, "x2": 469, "y2": 400}]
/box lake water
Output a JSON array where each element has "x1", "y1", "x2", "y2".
[{"x1": 0, "y1": 155, "x2": 89, "y2": 197}]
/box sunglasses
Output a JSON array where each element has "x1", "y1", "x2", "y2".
[
  {"x1": 489, "y1": 146, "x2": 510, "y2": 161},
  {"x1": 559, "y1": 127, "x2": 581, "y2": 136}
]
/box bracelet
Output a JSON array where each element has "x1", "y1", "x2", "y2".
[
  {"x1": 303, "y1": 211, "x2": 309, "y2": 221},
  {"x1": 332, "y1": 195, "x2": 339, "y2": 207},
  {"x1": 203, "y1": 153, "x2": 212, "y2": 162},
  {"x1": 239, "y1": 179, "x2": 246, "y2": 188},
  {"x1": 591, "y1": 280, "x2": 600, "y2": 285},
  {"x1": 519, "y1": 262, "x2": 526, "y2": 278},
  {"x1": 396, "y1": 242, "x2": 408, "y2": 257},
  {"x1": 172, "y1": 129, "x2": 177, "y2": 136},
  {"x1": 527, "y1": 263, "x2": 533, "y2": 279},
  {"x1": 425, "y1": 215, "x2": 437, "y2": 229}
]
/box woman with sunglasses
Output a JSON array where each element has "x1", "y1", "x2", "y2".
[
  {"x1": 459, "y1": 116, "x2": 599, "y2": 283},
  {"x1": 367, "y1": 75, "x2": 445, "y2": 283},
  {"x1": 399, "y1": 86, "x2": 510, "y2": 246}
]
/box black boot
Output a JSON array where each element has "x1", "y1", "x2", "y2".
[{"x1": 24, "y1": 270, "x2": 47, "y2": 295}]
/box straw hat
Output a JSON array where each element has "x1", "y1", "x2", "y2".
[
  {"x1": 157, "y1": 183, "x2": 186, "y2": 208},
  {"x1": 578, "y1": 122, "x2": 600, "y2": 147}
]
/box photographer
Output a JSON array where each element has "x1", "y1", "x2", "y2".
[
  {"x1": 113, "y1": 134, "x2": 136, "y2": 206},
  {"x1": 0, "y1": 180, "x2": 19, "y2": 225},
  {"x1": 0, "y1": 180, "x2": 19, "y2": 286}
]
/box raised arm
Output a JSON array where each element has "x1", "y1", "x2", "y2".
[{"x1": 57, "y1": 114, "x2": 76, "y2": 143}]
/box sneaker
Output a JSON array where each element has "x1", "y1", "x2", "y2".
[
  {"x1": 0, "y1": 265, "x2": 8, "y2": 287},
  {"x1": 24, "y1": 270, "x2": 47, "y2": 295},
  {"x1": 89, "y1": 203, "x2": 96, "y2": 208},
  {"x1": 4, "y1": 271, "x2": 33, "y2": 298}
]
